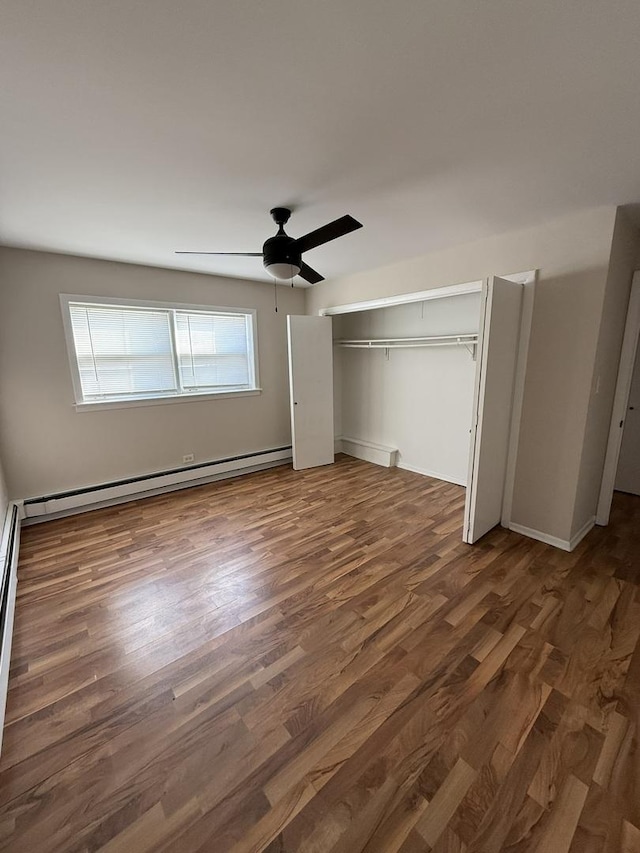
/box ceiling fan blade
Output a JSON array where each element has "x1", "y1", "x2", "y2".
[
  {"x1": 292, "y1": 215, "x2": 362, "y2": 254},
  {"x1": 298, "y1": 262, "x2": 324, "y2": 284},
  {"x1": 174, "y1": 251, "x2": 263, "y2": 256}
]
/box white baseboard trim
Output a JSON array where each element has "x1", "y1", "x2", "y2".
[
  {"x1": 22, "y1": 447, "x2": 292, "y2": 523},
  {"x1": 508, "y1": 516, "x2": 595, "y2": 552},
  {"x1": 396, "y1": 461, "x2": 467, "y2": 487},
  {"x1": 569, "y1": 516, "x2": 596, "y2": 550},
  {"x1": 508, "y1": 522, "x2": 571, "y2": 551},
  {"x1": 339, "y1": 436, "x2": 398, "y2": 468},
  {"x1": 0, "y1": 502, "x2": 20, "y2": 755}
]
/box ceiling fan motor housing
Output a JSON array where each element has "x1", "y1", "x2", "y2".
[{"x1": 263, "y1": 231, "x2": 302, "y2": 280}]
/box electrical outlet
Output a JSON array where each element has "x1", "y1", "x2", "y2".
[{"x1": 182, "y1": 453, "x2": 195, "y2": 464}]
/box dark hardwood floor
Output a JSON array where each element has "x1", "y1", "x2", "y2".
[{"x1": 0, "y1": 455, "x2": 639, "y2": 852}]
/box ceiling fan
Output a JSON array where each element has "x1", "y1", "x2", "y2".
[{"x1": 176, "y1": 207, "x2": 363, "y2": 284}]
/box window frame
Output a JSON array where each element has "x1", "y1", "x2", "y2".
[{"x1": 60, "y1": 294, "x2": 261, "y2": 411}]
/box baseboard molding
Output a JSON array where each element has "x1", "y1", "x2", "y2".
[
  {"x1": 0, "y1": 503, "x2": 20, "y2": 755},
  {"x1": 508, "y1": 516, "x2": 595, "y2": 552},
  {"x1": 508, "y1": 522, "x2": 572, "y2": 551},
  {"x1": 569, "y1": 516, "x2": 596, "y2": 550},
  {"x1": 396, "y1": 461, "x2": 467, "y2": 487},
  {"x1": 339, "y1": 436, "x2": 398, "y2": 468},
  {"x1": 509, "y1": 522, "x2": 571, "y2": 551},
  {"x1": 22, "y1": 447, "x2": 293, "y2": 523}
]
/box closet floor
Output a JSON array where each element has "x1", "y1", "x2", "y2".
[{"x1": 0, "y1": 456, "x2": 639, "y2": 852}]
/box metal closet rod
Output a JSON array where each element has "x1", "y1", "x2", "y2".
[{"x1": 334, "y1": 333, "x2": 478, "y2": 349}]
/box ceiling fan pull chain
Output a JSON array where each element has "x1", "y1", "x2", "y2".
[{"x1": 274, "y1": 278, "x2": 278, "y2": 313}]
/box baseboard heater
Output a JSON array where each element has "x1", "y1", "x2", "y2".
[
  {"x1": 23, "y1": 446, "x2": 293, "y2": 522},
  {"x1": 0, "y1": 504, "x2": 20, "y2": 753},
  {"x1": 336, "y1": 436, "x2": 398, "y2": 468}
]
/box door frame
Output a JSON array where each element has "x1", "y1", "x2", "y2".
[
  {"x1": 319, "y1": 270, "x2": 536, "y2": 530},
  {"x1": 596, "y1": 271, "x2": 640, "y2": 525}
]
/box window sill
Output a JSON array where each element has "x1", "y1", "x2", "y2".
[{"x1": 74, "y1": 388, "x2": 263, "y2": 412}]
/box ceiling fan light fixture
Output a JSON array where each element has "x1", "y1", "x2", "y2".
[{"x1": 265, "y1": 261, "x2": 301, "y2": 281}]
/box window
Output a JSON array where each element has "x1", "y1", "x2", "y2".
[{"x1": 61, "y1": 296, "x2": 258, "y2": 407}]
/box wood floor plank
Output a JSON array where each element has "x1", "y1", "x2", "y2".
[{"x1": 0, "y1": 456, "x2": 638, "y2": 851}]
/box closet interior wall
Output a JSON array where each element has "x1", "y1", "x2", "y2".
[{"x1": 333, "y1": 292, "x2": 481, "y2": 485}]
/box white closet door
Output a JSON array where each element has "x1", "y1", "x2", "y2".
[
  {"x1": 615, "y1": 341, "x2": 640, "y2": 495},
  {"x1": 287, "y1": 315, "x2": 334, "y2": 470},
  {"x1": 464, "y1": 276, "x2": 523, "y2": 543}
]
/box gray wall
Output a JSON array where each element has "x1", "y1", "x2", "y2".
[{"x1": 0, "y1": 248, "x2": 304, "y2": 498}]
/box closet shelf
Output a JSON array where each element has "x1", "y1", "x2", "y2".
[{"x1": 334, "y1": 333, "x2": 478, "y2": 358}]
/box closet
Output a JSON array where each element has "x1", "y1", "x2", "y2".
[
  {"x1": 334, "y1": 291, "x2": 480, "y2": 487},
  {"x1": 287, "y1": 275, "x2": 530, "y2": 544}
]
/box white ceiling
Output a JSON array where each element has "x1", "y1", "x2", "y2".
[{"x1": 2, "y1": 1, "x2": 640, "y2": 285}]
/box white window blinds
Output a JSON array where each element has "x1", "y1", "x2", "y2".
[
  {"x1": 69, "y1": 305, "x2": 177, "y2": 399},
  {"x1": 66, "y1": 300, "x2": 256, "y2": 403},
  {"x1": 174, "y1": 311, "x2": 252, "y2": 390}
]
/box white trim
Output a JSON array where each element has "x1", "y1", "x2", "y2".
[
  {"x1": 508, "y1": 515, "x2": 595, "y2": 552},
  {"x1": 0, "y1": 503, "x2": 17, "y2": 566},
  {"x1": 59, "y1": 292, "x2": 259, "y2": 316},
  {"x1": 509, "y1": 521, "x2": 572, "y2": 551},
  {"x1": 318, "y1": 271, "x2": 537, "y2": 318},
  {"x1": 74, "y1": 387, "x2": 262, "y2": 412},
  {"x1": 59, "y1": 293, "x2": 260, "y2": 408},
  {"x1": 22, "y1": 448, "x2": 292, "y2": 522},
  {"x1": 318, "y1": 281, "x2": 483, "y2": 316},
  {"x1": 396, "y1": 461, "x2": 467, "y2": 487},
  {"x1": 340, "y1": 436, "x2": 398, "y2": 468},
  {"x1": 499, "y1": 270, "x2": 537, "y2": 286},
  {"x1": 0, "y1": 502, "x2": 20, "y2": 755},
  {"x1": 596, "y1": 272, "x2": 640, "y2": 525},
  {"x1": 500, "y1": 270, "x2": 537, "y2": 527},
  {"x1": 570, "y1": 516, "x2": 596, "y2": 550}
]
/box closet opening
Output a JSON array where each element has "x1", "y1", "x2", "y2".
[
  {"x1": 287, "y1": 273, "x2": 535, "y2": 544},
  {"x1": 332, "y1": 289, "x2": 481, "y2": 490}
]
